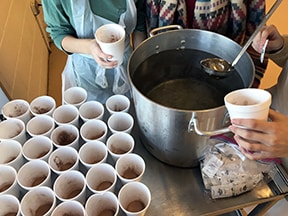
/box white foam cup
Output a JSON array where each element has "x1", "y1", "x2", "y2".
[
  {"x1": 107, "y1": 112, "x2": 134, "y2": 134},
  {"x1": 95, "y1": 23, "x2": 126, "y2": 65},
  {"x1": 85, "y1": 191, "x2": 119, "y2": 216},
  {"x1": 22, "y1": 136, "x2": 53, "y2": 162},
  {"x1": 224, "y1": 88, "x2": 272, "y2": 121},
  {"x1": 79, "y1": 100, "x2": 105, "y2": 122},
  {"x1": 80, "y1": 119, "x2": 108, "y2": 142},
  {"x1": 50, "y1": 124, "x2": 79, "y2": 149},
  {"x1": 63, "y1": 86, "x2": 88, "y2": 108},
  {"x1": 2, "y1": 99, "x2": 31, "y2": 124},
  {"x1": 51, "y1": 200, "x2": 86, "y2": 216},
  {"x1": 0, "y1": 165, "x2": 19, "y2": 197},
  {"x1": 30, "y1": 95, "x2": 56, "y2": 116},
  {"x1": 86, "y1": 163, "x2": 117, "y2": 194},
  {"x1": 20, "y1": 186, "x2": 56, "y2": 216},
  {"x1": 26, "y1": 115, "x2": 55, "y2": 137},
  {"x1": 52, "y1": 104, "x2": 80, "y2": 127},
  {"x1": 0, "y1": 139, "x2": 23, "y2": 171},
  {"x1": 0, "y1": 194, "x2": 20, "y2": 216},
  {"x1": 106, "y1": 94, "x2": 130, "y2": 115},
  {"x1": 118, "y1": 181, "x2": 151, "y2": 216},
  {"x1": 0, "y1": 118, "x2": 26, "y2": 144}
]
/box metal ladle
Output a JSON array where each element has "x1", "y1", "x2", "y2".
[{"x1": 200, "y1": 0, "x2": 283, "y2": 77}]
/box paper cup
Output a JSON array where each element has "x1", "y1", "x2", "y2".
[
  {"x1": 106, "y1": 94, "x2": 130, "y2": 114},
  {"x1": 63, "y1": 86, "x2": 88, "y2": 108},
  {"x1": 115, "y1": 153, "x2": 145, "y2": 184},
  {"x1": 79, "y1": 140, "x2": 108, "y2": 170},
  {"x1": 224, "y1": 88, "x2": 272, "y2": 120},
  {"x1": 0, "y1": 165, "x2": 19, "y2": 197},
  {"x1": 2, "y1": 99, "x2": 31, "y2": 124},
  {"x1": 17, "y1": 160, "x2": 51, "y2": 191},
  {"x1": 22, "y1": 136, "x2": 53, "y2": 162},
  {"x1": 80, "y1": 119, "x2": 108, "y2": 142},
  {"x1": 48, "y1": 146, "x2": 79, "y2": 175},
  {"x1": 86, "y1": 163, "x2": 117, "y2": 194},
  {"x1": 0, "y1": 118, "x2": 26, "y2": 144},
  {"x1": 0, "y1": 139, "x2": 23, "y2": 171},
  {"x1": 107, "y1": 112, "x2": 134, "y2": 134},
  {"x1": 50, "y1": 124, "x2": 79, "y2": 149},
  {"x1": 30, "y1": 95, "x2": 56, "y2": 116},
  {"x1": 107, "y1": 132, "x2": 135, "y2": 162},
  {"x1": 79, "y1": 100, "x2": 105, "y2": 122},
  {"x1": 21, "y1": 186, "x2": 56, "y2": 216},
  {"x1": 52, "y1": 104, "x2": 79, "y2": 127},
  {"x1": 0, "y1": 194, "x2": 20, "y2": 216},
  {"x1": 26, "y1": 115, "x2": 55, "y2": 137},
  {"x1": 86, "y1": 191, "x2": 119, "y2": 216},
  {"x1": 51, "y1": 200, "x2": 86, "y2": 216},
  {"x1": 118, "y1": 182, "x2": 151, "y2": 216},
  {"x1": 53, "y1": 170, "x2": 86, "y2": 204},
  {"x1": 95, "y1": 23, "x2": 126, "y2": 65}
]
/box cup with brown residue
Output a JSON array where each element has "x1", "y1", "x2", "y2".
[
  {"x1": 118, "y1": 181, "x2": 151, "y2": 216},
  {"x1": 0, "y1": 139, "x2": 23, "y2": 171},
  {"x1": 80, "y1": 119, "x2": 108, "y2": 143},
  {"x1": 50, "y1": 124, "x2": 79, "y2": 150},
  {"x1": 30, "y1": 95, "x2": 56, "y2": 117},
  {"x1": 85, "y1": 191, "x2": 119, "y2": 216},
  {"x1": 0, "y1": 165, "x2": 19, "y2": 197},
  {"x1": 48, "y1": 146, "x2": 79, "y2": 175},
  {"x1": 20, "y1": 186, "x2": 56, "y2": 216},
  {"x1": 0, "y1": 194, "x2": 20, "y2": 216},
  {"x1": 26, "y1": 115, "x2": 55, "y2": 137},
  {"x1": 51, "y1": 200, "x2": 86, "y2": 216},
  {"x1": 0, "y1": 118, "x2": 27, "y2": 144},
  {"x1": 2, "y1": 99, "x2": 31, "y2": 124}
]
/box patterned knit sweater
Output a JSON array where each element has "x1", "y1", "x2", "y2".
[{"x1": 146, "y1": 0, "x2": 267, "y2": 87}]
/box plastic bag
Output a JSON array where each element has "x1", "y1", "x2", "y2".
[{"x1": 200, "y1": 139, "x2": 273, "y2": 199}]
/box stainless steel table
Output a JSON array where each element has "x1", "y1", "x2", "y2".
[{"x1": 130, "y1": 113, "x2": 288, "y2": 216}]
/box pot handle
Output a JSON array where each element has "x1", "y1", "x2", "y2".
[
  {"x1": 149, "y1": 25, "x2": 183, "y2": 37},
  {"x1": 188, "y1": 113, "x2": 230, "y2": 136}
]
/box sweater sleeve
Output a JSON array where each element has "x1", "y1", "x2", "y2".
[
  {"x1": 42, "y1": 0, "x2": 76, "y2": 52},
  {"x1": 267, "y1": 35, "x2": 288, "y2": 68}
]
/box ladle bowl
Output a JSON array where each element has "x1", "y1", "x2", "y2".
[{"x1": 200, "y1": 0, "x2": 282, "y2": 77}]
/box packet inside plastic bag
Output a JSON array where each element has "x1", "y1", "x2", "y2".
[{"x1": 200, "y1": 138, "x2": 274, "y2": 199}]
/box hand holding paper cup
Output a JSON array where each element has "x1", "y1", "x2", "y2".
[
  {"x1": 224, "y1": 88, "x2": 272, "y2": 121},
  {"x1": 95, "y1": 23, "x2": 126, "y2": 65}
]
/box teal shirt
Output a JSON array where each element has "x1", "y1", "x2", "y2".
[{"x1": 42, "y1": 0, "x2": 146, "y2": 51}]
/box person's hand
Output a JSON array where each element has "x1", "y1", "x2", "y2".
[
  {"x1": 252, "y1": 25, "x2": 284, "y2": 54},
  {"x1": 89, "y1": 39, "x2": 118, "y2": 68},
  {"x1": 228, "y1": 109, "x2": 288, "y2": 160}
]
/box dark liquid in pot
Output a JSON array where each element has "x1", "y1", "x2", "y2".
[{"x1": 133, "y1": 49, "x2": 245, "y2": 110}]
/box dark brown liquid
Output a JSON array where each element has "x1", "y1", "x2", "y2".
[
  {"x1": 53, "y1": 156, "x2": 75, "y2": 171},
  {"x1": 99, "y1": 209, "x2": 116, "y2": 216},
  {"x1": 126, "y1": 200, "x2": 145, "y2": 212},
  {"x1": 86, "y1": 130, "x2": 105, "y2": 140},
  {"x1": 66, "y1": 188, "x2": 82, "y2": 199},
  {"x1": 33, "y1": 106, "x2": 51, "y2": 114},
  {"x1": 95, "y1": 181, "x2": 113, "y2": 191},
  {"x1": 0, "y1": 182, "x2": 12, "y2": 192},
  {"x1": 62, "y1": 213, "x2": 81, "y2": 216},
  {"x1": 56, "y1": 131, "x2": 76, "y2": 145},
  {"x1": 30, "y1": 175, "x2": 47, "y2": 186},
  {"x1": 110, "y1": 145, "x2": 129, "y2": 154},
  {"x1": 122, "y1": 167, "x2": 139, "y2": 179},
  {"x1": 33, "y1": 202, "x2": 53, "y2": 216},
  {"x1": 133, "y1": 49, "x2": 245, "y2": 110}
]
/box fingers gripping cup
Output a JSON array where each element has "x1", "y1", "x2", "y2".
[
  {"x1": 224, "y1": 88, "x2": 272, "y2": 121},
  {"x1": 95, "y1": 23, "x2": 126, "y2": 65}
]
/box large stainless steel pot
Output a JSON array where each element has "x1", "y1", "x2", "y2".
[{"x1": 128, "y1": 28, "x2": 255, "y2": 167}]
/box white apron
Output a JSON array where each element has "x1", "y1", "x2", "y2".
[{"x1": 62, "y1": 0, "x2": 137, "y2": 104}]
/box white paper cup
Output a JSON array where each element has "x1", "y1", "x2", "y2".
[
  {"x1": 22, "y1": 136, "x2": 53, "y2": 162},
  {"x1": 0, "y1": 165, "x2": 19, "y2": 197},
  {"x1": 0, "y1": 194, "x2": 20, "y2": 216},
  {"x1": 86, "y1": 191, "x2": 119, "y2": 216},
  {"x1": 115, "y1": 153, "x2": 145, "y2": 184},
  {"x1": 52, "y1": 104, "x2": 79, "y2": 127},
  {"x1": 79, "y1": 100, "x2": 105, "y2": 122},
  {"x1": 26, "y1": 115, "x2": 55, "y2": 137},
  {"x1": 30, "y1": 95, "x2": 56, "y2": 116},
  {"x1": 118, "y1": 181, "x2": 151, "y2": 216},
  {"x1": 108, "y1": 112, "x2": 134, "y2": 134},
  {"x1": 53, "y1": 170, "x2": 86, "y2": 204},
  {"x1": 2, "y1": 99, "x2": 31, "y2": 124},
  {"x1": 86, "y1": 163, "x2": 117, "y2": 194},
  {"x1": 0, "y1": 118, "x2": 26, "y2": 144},
  {"x1": 0, "y1": 139, "x2": 23, "y2": 171},
  {"x1": 106, "y1": 94, "x2": 130, "y2": 114},
  {"x1": 95, "y1": 23, "x2": 126, "y2": 65},
  {"x1": 50, "y1": 124, "x2": 79, "y2": 149},
  {"x1": 80, "y1": 119, "x2": 108, "y2": 142},
  {"x1": 107, "y1": 132, "x2": 135, "y2": 162},
  {"x1": 79, "y1": 140, "x2": 108, "y2": 170},
  {"x1": 63, "y1": 86, "x2": 88, "y2": 108},
  {"x1": 48, "y1": 146, "x2": 79, "y2": 175},
  {"x1": 51, "y1": 200, "x2": 86, "y2": 216},
  {"x1": 21, "y1": 186, "x2": 56, "y2": 216},
  {"x1": 17, "y1": 160, "x2": 51, "y2": 191},
  {"x1": 224, "y1": 88, "x2": 272, "y2": 121}
]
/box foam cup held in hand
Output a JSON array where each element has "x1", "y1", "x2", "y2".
[
  {"x1": 95, "y1": 23, "x2": 126, "y2": 65},
  {"x1": 224, "y1": 88, "x2": 272, "y2": 121}
]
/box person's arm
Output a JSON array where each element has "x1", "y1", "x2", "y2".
[{"x1": 228, "y1": 109, "x2": 288, "y2": 160}]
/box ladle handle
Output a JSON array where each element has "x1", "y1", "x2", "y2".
[{"x1": 231, "y1": 0, "x2": 283, "y2": 67}]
